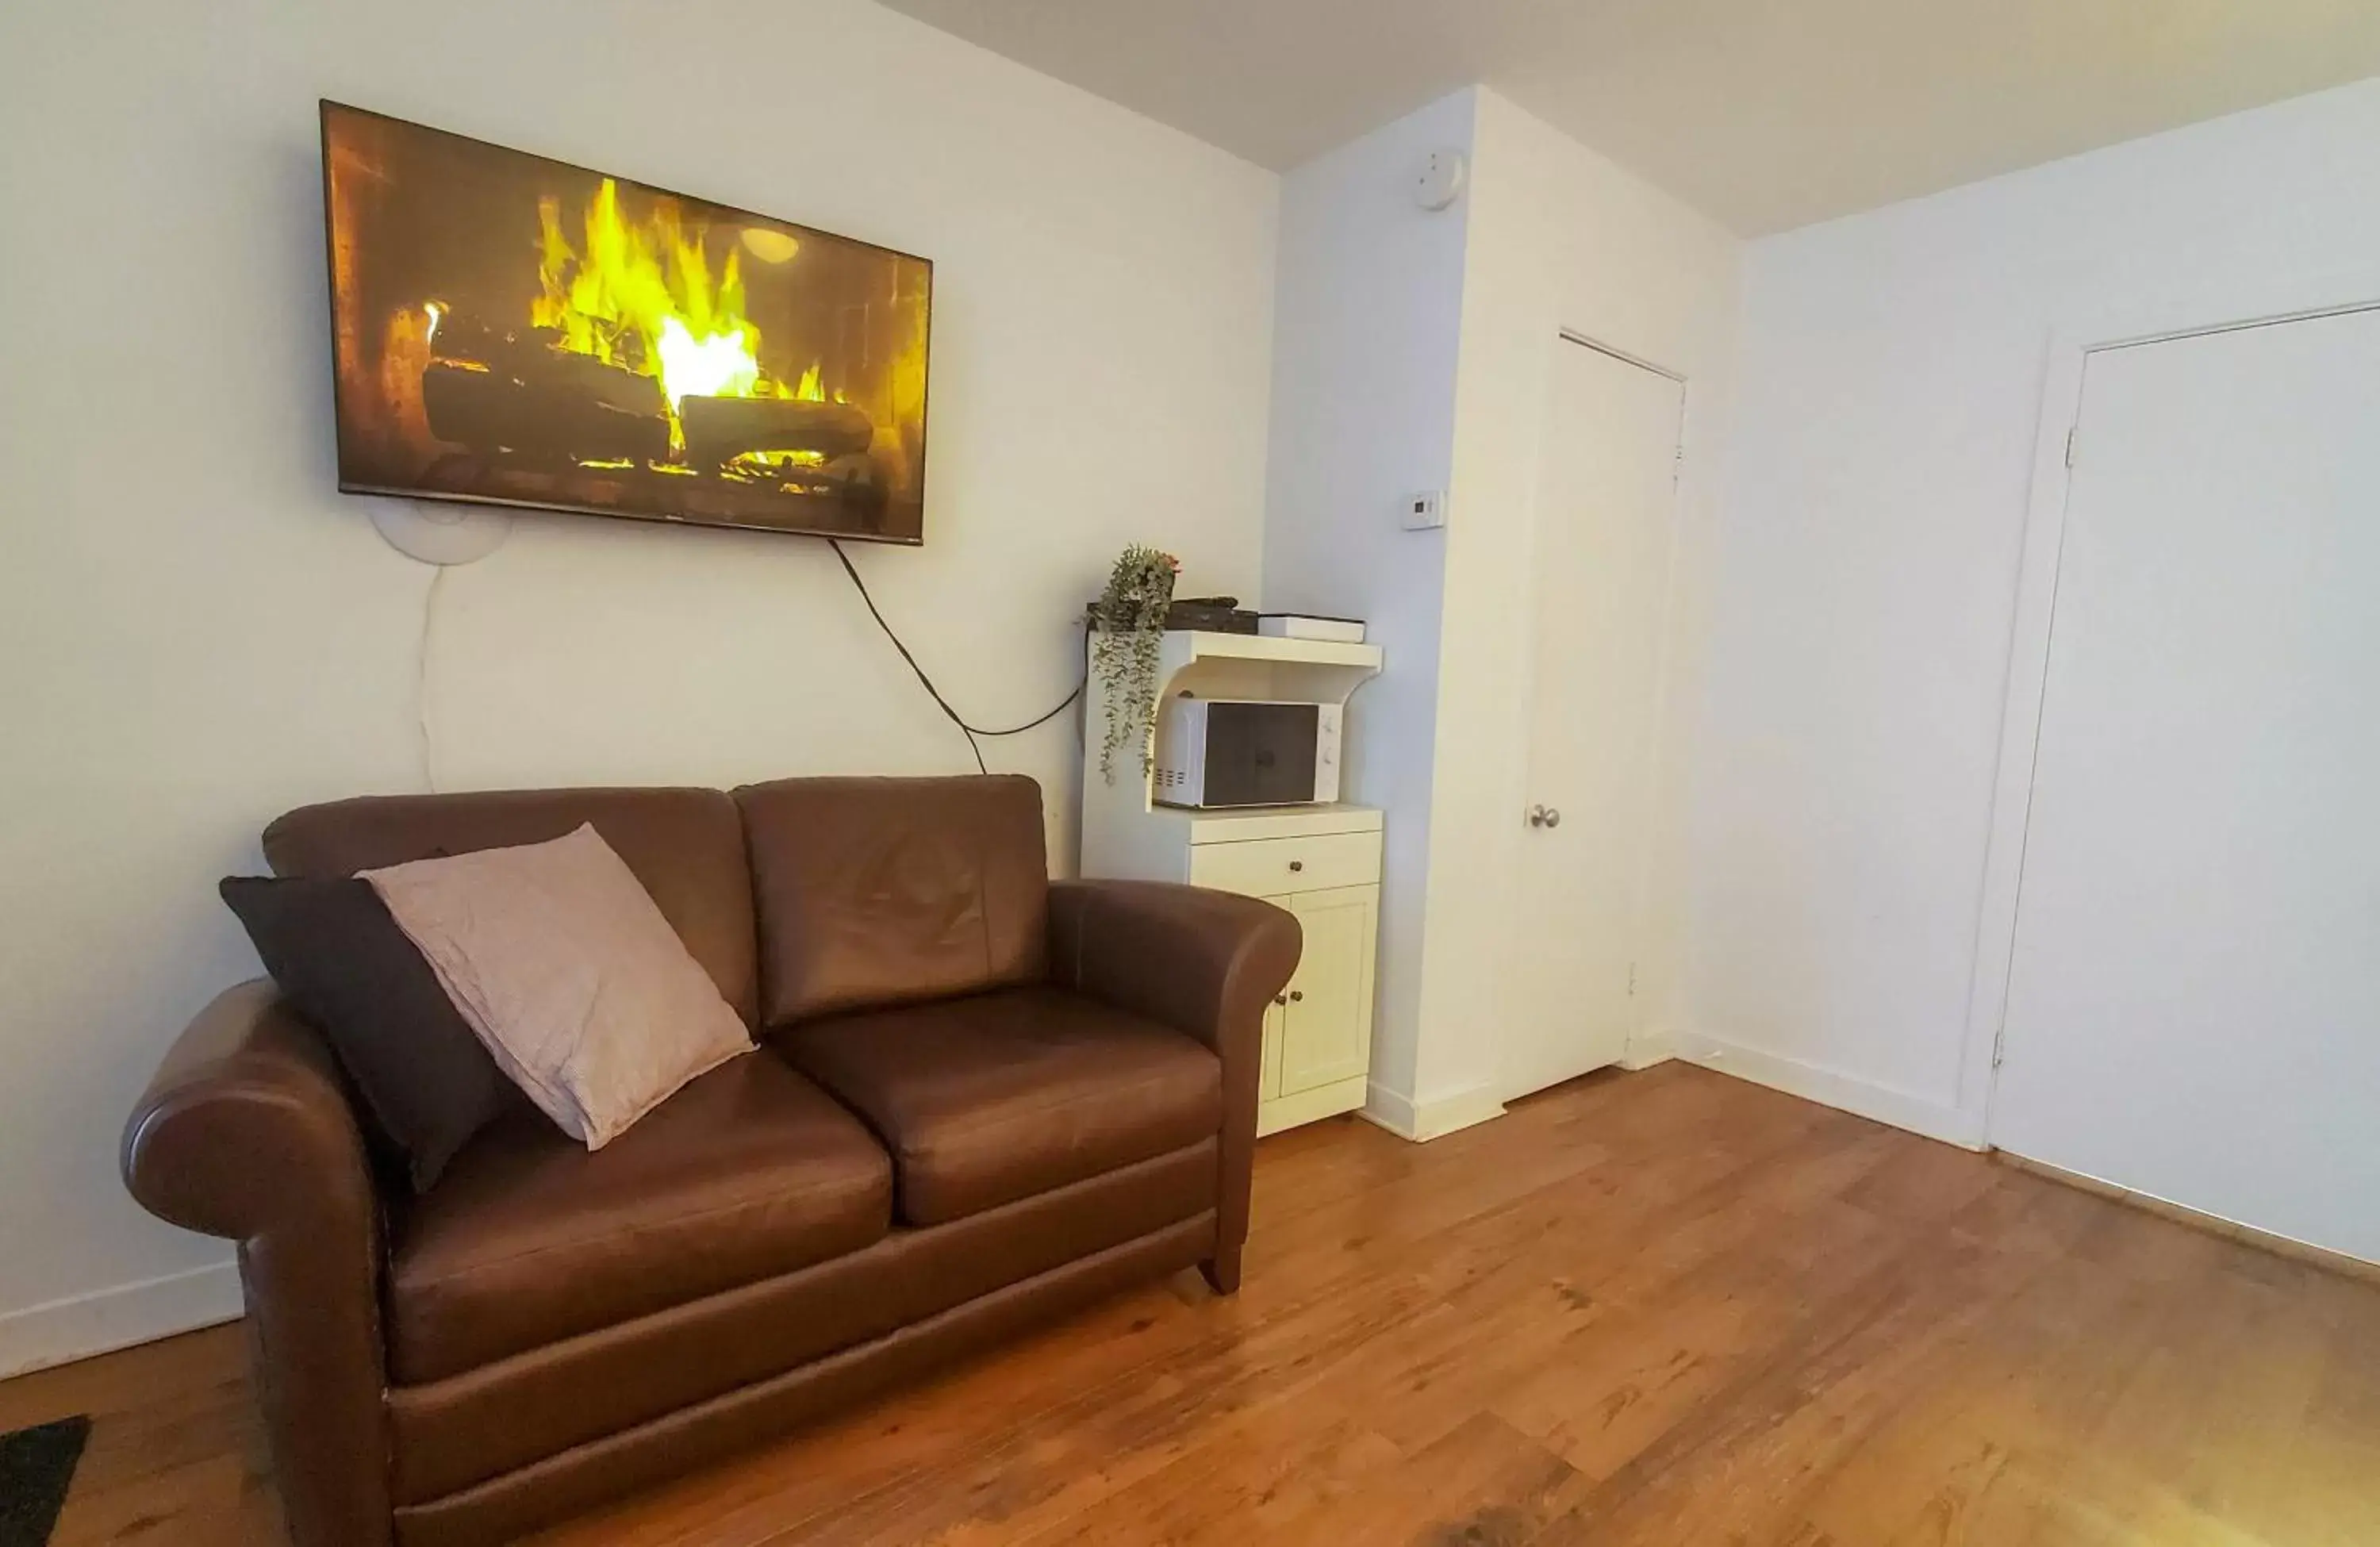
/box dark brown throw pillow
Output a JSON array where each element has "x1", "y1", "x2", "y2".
[{"x1": 219, "y1": 876, "x2": 508, "y2": 1191}]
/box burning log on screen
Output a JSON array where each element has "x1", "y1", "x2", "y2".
[
  {"x1": 421, "y1": 352, "x2": 672, "y2": 466},
  {"x1": 678, "y1": 396, "x2": 875, "y2": 470},
  {"x1": 413, "y1": 293, "x2": 886, "y2": 486},
  {"x1": 414, "y1": 306, "x2": 672, "y2": 465}
]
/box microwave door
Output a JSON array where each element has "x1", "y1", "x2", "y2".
[{"x1": 1207, "y1": 702, "x2": 1320, "y2": 806}]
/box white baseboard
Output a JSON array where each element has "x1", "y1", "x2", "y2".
[
  {"x1": 0, "y1": 1259, "x2": 244, "y2": 1379},
  {"x1": 1673, "y1": 1032, "x2": 1986, "y2": 1150},
  {"x1": 1361, "y1": 1078, "x2": 1507, "y2": 1142},
  {"x1": 1994, "y1": 1150, "x2": 2380, "y2": 1283},
  {"x1": 1619, "y1": 1027, "x2": 1679, "y2": 1071}
]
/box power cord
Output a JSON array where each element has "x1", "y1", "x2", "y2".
[
  {"x1": 416, "y1": 565, "x2": 447, "y2": 792},
  {"x1": 827, "y1": 539, "x2": 1084, "y2": 775},
  {"x1": 407, "y1": 540, "x2": 1079, "y2": 787}
]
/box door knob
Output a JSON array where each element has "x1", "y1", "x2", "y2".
[
  {"x1": 1288, "y1": 990, "x2": 1304, "y2": 1002},
  {"x1": 1528, "y1": 804, "x2": 1562, "y2": 829},
  {"x1": 1274, "y1": 993, "x2": 1288, "y2": 1006}
]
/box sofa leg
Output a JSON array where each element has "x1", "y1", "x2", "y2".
[{"x1": 1200, "y1": 1244, "x2": 1242, "y2": 1296}]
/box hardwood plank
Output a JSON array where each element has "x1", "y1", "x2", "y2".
[{"x1": 10, "y1": 1064, "x2": 2378, "y2": 1546}]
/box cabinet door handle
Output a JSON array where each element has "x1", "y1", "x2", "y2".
[
  {"x1": 1274, "y1": 993, "x2": 1289, "y2": 1006},
  {"x1": 1288, "y1": 990, "x2": 1304, "y2": 1003},
  {"x1": 1288, "y1": 859, "x2": 1304, "y2": 872}
]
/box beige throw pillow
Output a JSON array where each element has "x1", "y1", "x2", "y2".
[{"x1": 363, "y1": 823, "x2": 752, "y2": 1150}]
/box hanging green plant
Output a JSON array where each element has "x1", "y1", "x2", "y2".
[{"x1": 1090, "y1": 544, "x2": 1180, "y2": 783}]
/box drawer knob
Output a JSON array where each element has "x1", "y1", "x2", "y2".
[
  {"x1": 1288, "y1": 990, "x2": 1304, "y2": 1003},
  {"x1": 1288, "y1": 859, "x2": 1304, "y2": 872},
  {"x1": 1274, "y1": 993, "x2": 1288, "y2": 1006}
]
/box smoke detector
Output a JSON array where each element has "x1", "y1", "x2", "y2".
[{"x1": 1414, "y1": 149, "x2": 1467, "y2": 212}]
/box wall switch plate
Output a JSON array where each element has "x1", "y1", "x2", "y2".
[{"x1": 1403, "y1": 489, "x2": 1447, "y2": 530}]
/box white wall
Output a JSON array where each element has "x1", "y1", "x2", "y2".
[
  {"x1": 1264, "y1": 88, "x2": 1740, "y2": 1137},
  {"x1": 1416, "y1": 91, "x2": 1740, "y2": 1119},
  {"x1": 1261, "y1": 90, "x2": 1475, "y2": 1115},
  {"x1": 1689, "y1": 75, "x2": 2380, "y2": 1146},
  {"x1": 0, "y1": 0, "x2": 1278, "y2": 1374}
]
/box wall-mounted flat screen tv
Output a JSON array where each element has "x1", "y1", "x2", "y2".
[{"x1": 321, "y1": 102, "x2": 932, "y2": 543}]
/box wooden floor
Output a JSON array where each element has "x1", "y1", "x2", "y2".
[{"x1": 10, "y1": 1061, "x2": 2379, "y2": 1545}]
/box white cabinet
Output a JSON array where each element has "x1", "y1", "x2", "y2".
[
  {"x1": 1188, "y1": 827, "x2": 1382, "y2": 896},
  {"x1": 1188, "y1": 839, "x2": 1380, "y2": 1134},
  {"x1": 1269, "y1": 885, "x2": 1378, "y2": 1109},
  {"x1": 1077, "y1": 630, "x2": 1385, "y2": 1138},
  {"x1": 1088, "y1": 816, "x2": 1384, "y2": 1136}
]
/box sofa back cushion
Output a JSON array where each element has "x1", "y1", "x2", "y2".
[
  {"x1": 263, "y1": 788, "x2": 758, "y2": 1027},
  {"x1": 736, "y1": 775, "x2": 1048, "y2": 1026}
]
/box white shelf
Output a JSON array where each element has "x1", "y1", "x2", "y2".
[
  {"x1": 1150, "y1": 801, "x2": 1383, "y2": 845},
  {"x1": 1081, "y1": 628, "x2": 1385, "y2": 881},
  {"x1": 1159, "y1": 630, "x2": 1383, "y2": 673},
  {"x1": 1146, "y1": 630, "x2": 1383, "y2": 719}
]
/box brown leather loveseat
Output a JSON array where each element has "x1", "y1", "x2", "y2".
[{"x1": 121, "y1": 775, "x2": 1300, "y2": 1546}]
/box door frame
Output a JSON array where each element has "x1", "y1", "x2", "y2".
[
  {"x1": 1505, "y1": 329, "x2": 1691, "y2": 1097},
  {"x1": 1958, "y1": 265, "x2": 2380, "y2": 1147},
  {"x1": 1557, "y1": 328, "x2": 1687, "y2": 386}
]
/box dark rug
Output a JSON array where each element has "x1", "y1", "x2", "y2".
[{"x1": 0, "y1": 1416, "x2": 89, "y2": 1547}]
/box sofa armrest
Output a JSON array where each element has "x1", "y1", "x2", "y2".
[
  {"x1": 121, "y1": 978, "x2": 393, "y2": 1547},
  {"x1": 1047, "y1": 881, "x2": 1300, "y2": 1291}
]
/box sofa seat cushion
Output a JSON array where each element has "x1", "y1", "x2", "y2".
[
  {"x1": 385, "y1": 1141, "x2": 1221, "y2": 1506},
  {"x1": 386, "y1": 1054, "x2": 891, "y2": 1384},
  {"x1": 771, "y1": 987, "x2": 1222, "y2": 1226}
]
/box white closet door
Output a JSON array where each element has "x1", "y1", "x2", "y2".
[
  {"x1": 1994, "y1": 307, "x2": 2380, "y2": 1265},
  {"x1": 1501, "y1": 339, "x2": 1683, "y2": 1102}
]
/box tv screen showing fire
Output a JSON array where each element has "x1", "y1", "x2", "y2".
[{"x1": 321, "y1": 102, "x2": 932, "y2": 543}]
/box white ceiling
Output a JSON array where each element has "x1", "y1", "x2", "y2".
[{"x1": 878, "y1": 0, "x2": 2380, "y2": 234}]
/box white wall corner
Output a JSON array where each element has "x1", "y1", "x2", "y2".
[
  {"x1": 1360, "y1": 1080, "x2": 1422, "y2": 1138},
  {"x1": 1361, "y1": 1077, "x2": 1506, "y2": 1142},
  {"x1": 1672, "y1": 1031, "x2": 1987, "y2": 1150},
  {"x1": 0, "y1": 1258, "x2": 243, "y2": 1379},
  {"x1": 1619, "y1": 1026, "x2": 1679, "y2": 1070},
  {"x1": 1696, "y1": 79, "x2": 2380, "y2": 1198}
]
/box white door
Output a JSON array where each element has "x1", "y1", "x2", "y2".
[
  {"x1": 1502, "y1": 338, "x2": 1685, "y2": 1101},
  {"x1": 1992, "y1": 307, "x2": 2380, "y2": 1265}
]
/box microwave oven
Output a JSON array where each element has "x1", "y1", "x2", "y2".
[{"x1": 1152, "y1": 699, "x2": 1342, "y2": 808}]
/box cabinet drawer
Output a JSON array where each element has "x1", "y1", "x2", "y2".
[{"x1": 1190, "y1": 830, "x2": 1381, "y2": 899}]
